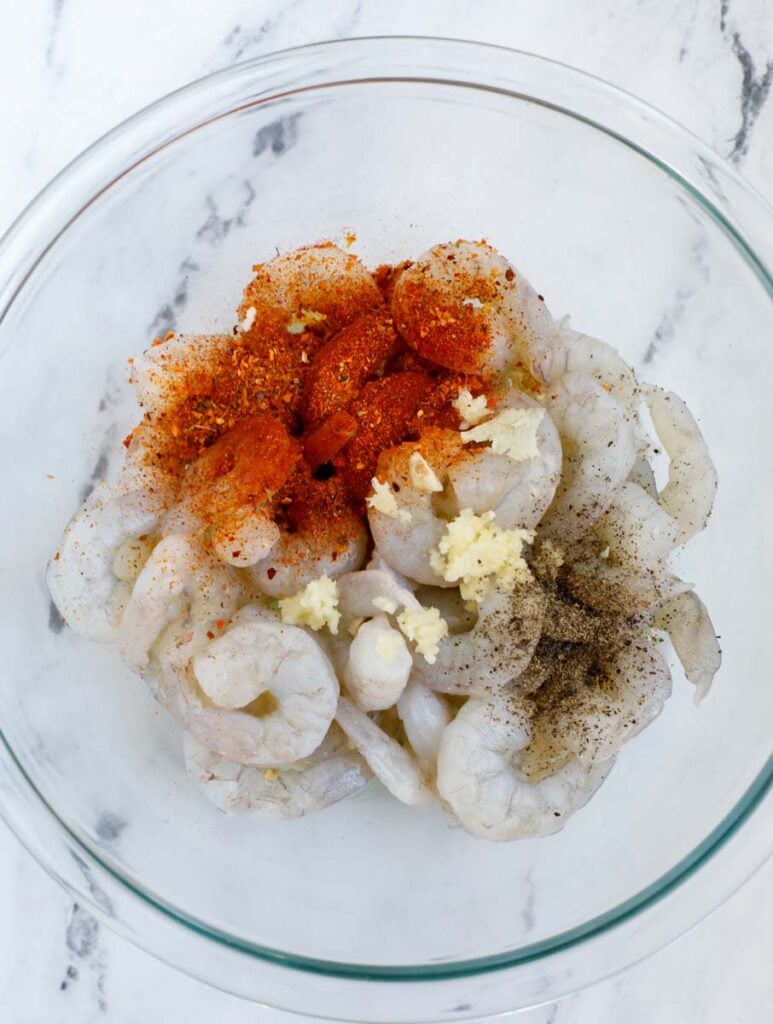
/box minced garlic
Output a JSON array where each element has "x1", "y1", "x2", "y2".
[
  {"x1": 461, "y1": 407, "x2": 543, "y2": 461},
  {"x1": 408, "y1": 452, "x2": 442, "y2": 493},
  {"x1": 240, "y1": 306, "x2": 257, "y2": 331},
  {"x1": 430, "y1": 509, "x2": 534, "y2": 602},
  {"x1": 396, "y1": 606, "x2": 448, "y2": 664},
  {"x1": 452, "y1": 387, "x2": 489, "y2": 428},
  {"x1": 262, "y1": 768, "x2": 280, "y2": 781},
  {"x1": 375, "y1": 630, "x2": 407, "y2": 662},
  {"x1": 366, "y1": 478, "x2": 412, "y2": 523},
  {"x1": 287, "y1": 308, "x2": 327, "y2": 334},
  {"x1": 279, "y1": 575, "x2": 341, "y2": 634}
]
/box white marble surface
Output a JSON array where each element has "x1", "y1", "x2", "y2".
[{"x1": 1, "y1": 1, "x2": 771, "y2": 1022}]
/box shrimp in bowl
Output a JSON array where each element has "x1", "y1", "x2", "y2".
[{"x1": 48, "y1": 239, "x2": 720, "y2": 838}]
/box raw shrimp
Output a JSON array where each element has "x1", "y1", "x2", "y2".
[
  {"x1": 47, "y1": 482, "x2": 162, "y2": 643},
  {"x1": 448, "y1": 387, "x2": 563, "y2": 529},
  {"x1": 536, "y1": 639, "x2": 673, "y2": 766},
  {"x1": 415, "y1": 580, "x2": 546, "y2": 695},
  {"x1": 643, "y1": 385, "x2": 718, "y2": 545},
  {"x1": 238, "y1": 244, "x2": 384, "y2": 342},
  {"x1": 367, "y1": 430, "x2": 463, "y2": 586},
  {"x1": 118, "y1": 534, "x2": 242, "y2": 671},
  {"x1": 161, "y1": 414, "x2": 301, "y2": 568},
  {"x1": 343, "y1": 614, "x2": 413, "y2": 711},
  {"x1": 335, "y1": 697, "x2": 432, "y2": 806},
  {"x1": 152, "y1": 612, "x2": 339, "y2": 766},
  {"x1": 654, "y1": 590, "x2": 721, "y2": 703},
  {"x1": 128, "y1": 333, "x2": 233, "y2": 418},
  {"x1": 565, "y1": 482, "x2": 688, "y2": 615},
  {"x1": 336, "y1": 568, "x2": 422, "y2": 621},
  {"x1": 250, "y1": 472, "x2": 367, "y2": 597},
  {"x1": 397, "y1": 679, "x2": 451, "y2": 770},
  {"x1": 541, "y1": 371, "x2": 637, "y2": 542},
  {"x1": 437, "y1": 696, "x2": 612, "y2": 840},
  {"x1": 183, "y1": 724, "x2": 371, "y2": 820},
  {"x1": 556, "y1": 326, "x2": 640, "y2": 417},
  {"x1": 391, "y1": 240, "x2": 560, "y2": 380}
]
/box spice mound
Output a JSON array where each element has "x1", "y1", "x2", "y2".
[{"x1": 47, "y1": 238, "x2": 720, "y2": 840}]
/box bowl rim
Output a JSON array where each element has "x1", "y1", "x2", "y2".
[{"x1": 0, "y1": 32, "x2": 771, "y2": 1004}]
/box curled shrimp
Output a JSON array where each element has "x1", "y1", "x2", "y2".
[
  {"x1": 643, "y1": 385, "x2": 718, "y2": 545},
  {"x1": 391, "y1": 240, "x2": 560, "y2": 380},
  {"x1": 367, "y1": 429, "x2": 462, "y2": 586},
  {"x1": 437, "y1": 696, "x2": 612, "y2": 841},
  {"x1": 337, "y1": 568, "x2": 421, "y2": 621},
  {"x1": 184, "y1": 724, "x2": 371, "y2": 820},
  {"x1": 250, "y1": 470, "x2": 367, "y2": 597},
  {"x1": 535, "y1": 639, "x2": 673, "y2": 766},
  {"x1": 541, "y1": 371, "x2": 637, "y2": 542},
  {"x1": 118, "y1": 534, "x2": 242, "y2": 671},
  {"x1": 152, "y1": 610, "x2": 339, "y2": 766},
  {"x1": 335, "y1": 697, "x2": 432, "y2": 806},
  {"x1": 447, "y1": 387, "x2": 562, "y2": 529},
  {"x1": 165, "y1": 414, "x2": 301, "y2": 568},
  {"x1": 396, "y1": 679, "x2": 451, "y2": 772},
  {"x1": 343, "y1": 614, "x2": 413, "y2": 711},
  {"x1": 47, "y1": 483, "x2": 163, "y2": 643},
  {"x1": 238, "y1": 244, "x2": 384, "y2": 343},
  {"x1": 654, "y1": 590, "x2": 721, "y2": 703},
  {"x1": 415, "y1": 580, "x2": 546, "y2": 696},
  {"x1": 556, "y1": 326, "x2": 640, "y2": 417},
  {"x1": 565, "y1": 482, "x2": 689, "y2": 615}
]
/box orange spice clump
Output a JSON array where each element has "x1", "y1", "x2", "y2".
[
  {"x1": 334, "y1": 371, "x2": 437, "y2": 500},
  {"x1": 303, "y1": 410, "x2": 359, "y2": 471},
  {"x1": 182, "y1": 414, "x2": 301, "y2": 526},
  {"x1": 300, "y1": 307, "x2": 401, "y2": 427},
  {"x1": 132, "y1": 247, "x2": 497, "y2": 549}
]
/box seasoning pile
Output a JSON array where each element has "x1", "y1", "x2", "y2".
[{"x1": 48, "y1": 239, "x2": 721, "y2": 840}]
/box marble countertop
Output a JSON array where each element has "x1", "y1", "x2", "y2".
[{"x1": 0, "y1": 1, "x2": 771, "y2": 1022}]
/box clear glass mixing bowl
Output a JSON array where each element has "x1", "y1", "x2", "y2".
[{"x1": 0, "y1": 37, "x2": 770, "y2": 1023}]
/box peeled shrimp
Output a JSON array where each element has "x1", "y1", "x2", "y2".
[
  {"x1": 367, "y1": 431, "x2": 462, "y2": 587},
  {"x1": 335, "y1": 697, "x2": 432, "y2": 806},
  {"x1": 643, "y1": 385, "x2": 718, "y2": 545},
  {"x1": 541, "y1": 371, "x2": 636, "y2": 542},
  {"x1": 249, "y1": 513, "x2": 367, "y2": 596},
  {"x1": 250, "y1": 472, "x2": 367, "y2": 596},
  {"x1": 118, "y1": 534, "x2": 241, "y2": 671},
  {"x1": 162, "y1": 414, "x2": 300, "y2": 569},
  {"x1": 183, "y1": 724, "x2": 371, "y2": 820},
  {"x1": 448, "y1": 387, "x2": 562, "y2": 529},
  {"x1": 654, "y1": 590, "x2": 721, "y2": 703},
  {"x1": 47, "y1": 483, "x2": 162, "y2": 643},
  {"x1": 343, "y1": 614, "x2": 413, "y2": 711},
  {"x1": 391, "y1": 240, "x2": 560, "y2": 380},
  {"x1": 437, "y1": 696, "x2": 612, "y2": 841},
  {"x1": 556, "y1": 327, "x2": 640, "y2": 417},
  {"x1": 416, "y1": 580, "x2": 546, "y2": 695},
  {"x1": 537, "y1": 640, "x2": 673, "y2": 766},
  {"x1": 565, "y1": 482, "x2": 689, "y2": 615},
  {"x1": 152, "y1": 611, "x2": 339, "y2": 766},
  {"x1": 396, "y1": 679, "x2": 451, "y2": 771},
  {"x1": 238, "y1": 244, "x2": 383, "y2": 341},
  {"x1": 337, "y1": 568, "x2": 422, "y2": 621}
]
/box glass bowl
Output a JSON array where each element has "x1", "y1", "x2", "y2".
[{"x1": 0, "y1": 37, "x2": 770, "y2": 1023}]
